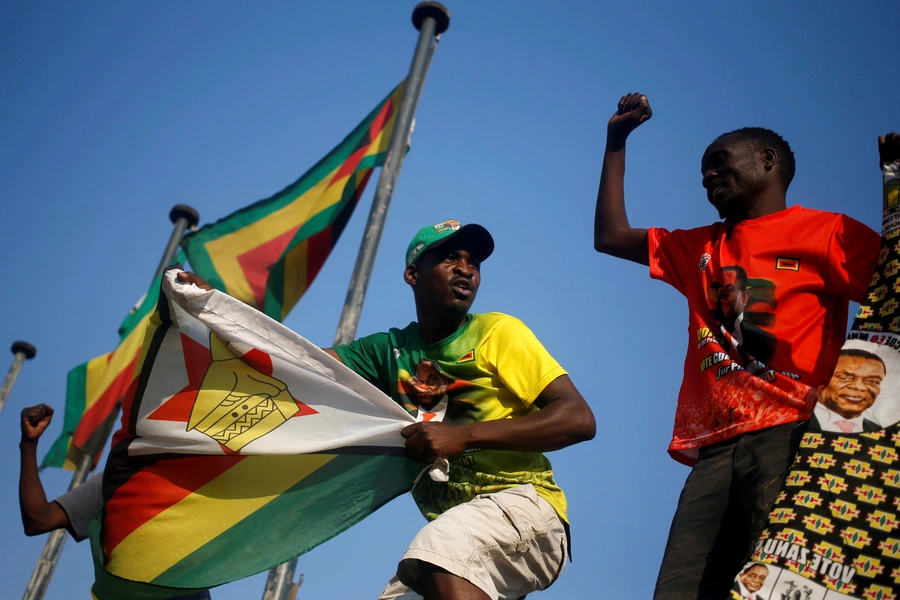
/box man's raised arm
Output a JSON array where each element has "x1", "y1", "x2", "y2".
[{"x1": 594, "y1": 92, "x2": 653, "y2": 265}]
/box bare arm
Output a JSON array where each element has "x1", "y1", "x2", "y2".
[
  {"x1": 401, "y1": 375, "x2": 595, "y2": 463},
  {"x1": 594, "y1": 92, "x2": 653, "y2": 265},
  {"x1": 19, "y1": 405, "x2": 70, "y2": 536}
]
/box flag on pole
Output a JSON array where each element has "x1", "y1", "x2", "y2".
[
  {"x1": 180, "y1": 82, "x2": 405, "y2": 322},
  {"x1": 726, "y1": 164, "x2": 900, "y2": 598},
  {"x1": 40, "y1": 352, "x2": 113, "y2": 470},
  {"x1": 42, "y1": 252, "x2": 186, "y2": 470},
  {"x1": 91, "y1": 271, "x2": 427, "y2": 598}
]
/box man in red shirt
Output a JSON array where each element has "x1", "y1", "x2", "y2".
[{"x1": 593, "y1": 91, "x2": 885, "y2": 599}]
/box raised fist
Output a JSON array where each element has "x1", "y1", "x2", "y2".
[
  {"x1": 608, "y1": 92, "x2": 653, "y2": 144},
  {"x1": 21, "y1": 404, "x2": 54, "y2": 442}
]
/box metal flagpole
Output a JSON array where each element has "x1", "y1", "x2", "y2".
[
  {"x1": 332, "y1": 1, "x2": 450, "y2": 347},
  {"x1": 261, "y1": 4, "x2": 451, "y2": 600},
  {"x1": 22, "y1": 204, "x2": 200, "y2": 600},
  {"x1": 0, "y1": 341, "x2": 37, "y2": 416}
]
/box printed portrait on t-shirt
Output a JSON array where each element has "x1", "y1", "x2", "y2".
[
  {"x1": 809, "y1": 338, "x2": 900, "y2": 433},
  {"x1": 709, "y1": 265, "x2": 778, "y2": 365}
]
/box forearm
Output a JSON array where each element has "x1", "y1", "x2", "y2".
[
  {"x1": 18, "y1": 441, "x2": 64, "y2": 535},
  {"x1": 594, "y1": 138, "x2": 650, "y2": 264},
  {"x1": 458, "y1": 397, "x2": 596, "y2": 453}
]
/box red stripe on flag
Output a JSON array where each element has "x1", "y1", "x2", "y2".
[
  {"x1": 304, "y1": 227, "x2": 334, "y2": 288},
  {"x1": 367, "y1": 94, "x2": 395, "y2": 141},
  {"x1": 73, "y1": 355, "x2": 139, "y2": 448},
  {"x1": 104, "y1": 455, "x2": 244, "y2": 554},
  {"x1": 330, "y1": 145, "x2": 371, "y2": 185},
  {"x1": 236, "y1": 224, "x2": 302, "y2": 309}
]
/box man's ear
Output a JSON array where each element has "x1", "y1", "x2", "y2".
[
  {"x1": 762, "y1": 147, "x2": 777, "y2": 171},
  {"x1": 404, "y1": 263, "x2": 417, "y2": 287}
]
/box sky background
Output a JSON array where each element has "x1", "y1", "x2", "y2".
[{"x1": 2, "y1": 1, "x2": 899, "y2": 598}]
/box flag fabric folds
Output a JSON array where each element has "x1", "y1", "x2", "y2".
[
  {"x1": 92, "y1": 270, "x2": 425, "y2": 597},
  {"x1": 180, "y1": 82, "x2": 404, "y2": 322},
  {"x1": 43, "y1": 255, "x2": 185, "y2": 470},
  {"x1": 726, "y1": 165, "x2": 900, "y2": 598}
]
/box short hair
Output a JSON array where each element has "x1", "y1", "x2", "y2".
[
  {"x1": 839, "y1": 348, "x2": 886, "y2": 372},
  {"x1": 716, "y1": 127, "x2": 796, "y2": 190},
  {"x1": 721, "y1": 265, "x2": 748, "y2": 291},
  {"x1": 741, "y1": 563, "x2": 768, "y2": 575}
]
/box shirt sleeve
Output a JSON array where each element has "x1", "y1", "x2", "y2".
[
  {"x1": 827, "y1": 214, "x2": 880, "y2": 302},
  {"x1": 648, "y1": 226, "x2": 690, "y2": 294},
  {"x1": 53, "y1": 471, "x2": 104, "y2": 542},
  {"x1": 481, "y1": 316, "x2": 567, "y2": 405},
  {"x1": 333, "y1": 332, "x2": 392, "y2": 394}
]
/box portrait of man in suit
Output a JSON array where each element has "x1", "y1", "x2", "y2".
[
  {"x1": 715, "y1": 265, "x2": 777, "y2": 364},
  {"x1": 811, "y1": 348, "x2": 886, "y2": 433},
  {"x1": 731, "y1": 563, "x2": 768, "y2": 600}
]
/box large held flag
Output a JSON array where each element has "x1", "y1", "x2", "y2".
[
  {"x1": 91, "y1": 270, "x2": 430, "y2": 598},
  {"x1": 726, "y1": 164, "x2": 900, "y2": 597},
  {"x1": 42, "y1": 252, "x2": 186, "y2": 470},
  {"x1": 181, "y1": 82, "x2": 404, "y2": 322}
]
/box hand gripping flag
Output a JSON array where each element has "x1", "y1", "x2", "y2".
[
  {"x1": 729, "y1": 164, "x2": 900, "y2": 598},
  {"x1": 181, "y1": 82, "x2": 404, "y2": 322},
  {"x1": 90, "y1": 270, "x2": 438, "y2": 598}
]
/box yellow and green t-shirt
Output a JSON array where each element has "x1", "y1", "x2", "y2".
[{"x1": 334, "y1": 312, "x2": 569, "y2": 522}]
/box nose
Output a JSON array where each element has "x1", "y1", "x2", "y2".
[
  {"x1": 702, "y1": 169, "x2": 716, "y2": 190},
  {"x1": 454, "y1": 260, "x2": 475, "y2": 278}
]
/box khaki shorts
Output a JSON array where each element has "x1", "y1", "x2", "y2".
[{"x1": 378, "y1": 484, "x2": 567, "y2": 600}]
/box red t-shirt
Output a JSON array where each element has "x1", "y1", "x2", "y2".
[{"x1": 649, "y1": 205, "x2": 879, "y2": 465}]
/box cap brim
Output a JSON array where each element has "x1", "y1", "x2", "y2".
[{"x1": 429, "y1": 223, "x2": 494, "y2": 263}]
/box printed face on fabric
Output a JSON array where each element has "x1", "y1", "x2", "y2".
[
  {"x1": 738, "y1": 564, "x2": 768, "y2": 593},
  {"x1": 701, "y1": 134, "x2": 767, "y2": 221},
  {"x1": 407, "y1": 238, "x2": 482, "y2": 319},
  {"x1": 819, "y1": 353, "x2": 886, "y2": 419},
  {"x1": 717, "y1": 267, "x2": 749, "y2": 327}
]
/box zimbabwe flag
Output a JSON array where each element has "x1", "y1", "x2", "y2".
[
  {"x1": 90, "y1": 270, "x2": 426, "y2": 598},
  {"x1": 42, "y1": 256, "x2": 184, "y2": 470},
  {"x1": 181, "y1": 82, "x2": 404, "y2": 322}
]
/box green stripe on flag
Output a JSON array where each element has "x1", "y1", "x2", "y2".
[
  {"x1": 152, "y1": 454, "x2": 417, "y2": 588},
  {"x1": 40, "y1": 360, "x2": 90, "y2": 469}
]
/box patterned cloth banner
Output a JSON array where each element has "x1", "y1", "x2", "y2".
[
  {"x1": 730, "y1": 165, "x2": 900, "y2": 598},
  {"x1": 181, "y1": 82, "x2": 404, "y2": 322},
  {"x1": 92, "y1": 270, "x2": 429, "y2": 597}
]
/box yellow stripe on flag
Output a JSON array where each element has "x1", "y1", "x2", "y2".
[
  {"x1": 107, "y1": 454, "x2": 336, "y2": 581},
  {"x1": 203, "y1": 167, "x2": 347, "y2": 304}
]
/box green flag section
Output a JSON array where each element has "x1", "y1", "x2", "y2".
[
  {"x1": 42, "y1": 252, "x2": 186, "y2": 471},
  {"x1": 727, "y1": 165, "x2": 900, "y2": 598},
  {"x1": 181, "y1": 82, "x2": 405, "y2": 322},
  {"x1": 91, "y1": 454, "x2": 416, "y2": 598}
]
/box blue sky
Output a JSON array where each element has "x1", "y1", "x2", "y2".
[{"x1": 1, "y1": 1, "x2": 899, "y2": 598}]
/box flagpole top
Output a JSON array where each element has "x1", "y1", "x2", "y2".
[
  {"x1": 11, "y1": 341, "x2": 36, "y2": 360},
  {"x1": 412, "y1": 2, "x2": 450, "y2": 35},
  {"x1": 170, "y1": 204, "x2": 200, "y2": 227}
]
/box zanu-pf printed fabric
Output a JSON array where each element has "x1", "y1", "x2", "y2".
[{"x1": 730, "y1": 165, "x2": 900, "y2": 600}]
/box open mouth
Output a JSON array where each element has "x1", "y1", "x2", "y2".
[{"x1": 451, "y1": 278, "x2": 473, "y2": 298}]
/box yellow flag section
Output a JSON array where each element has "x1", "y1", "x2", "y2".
[{"x1": 182, "y1": 82, "x2": 404, "y2": 322}]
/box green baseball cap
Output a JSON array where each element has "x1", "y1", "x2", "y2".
[{"x1": 405, "y1": 219, "x2": 495, "y2": 266}]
